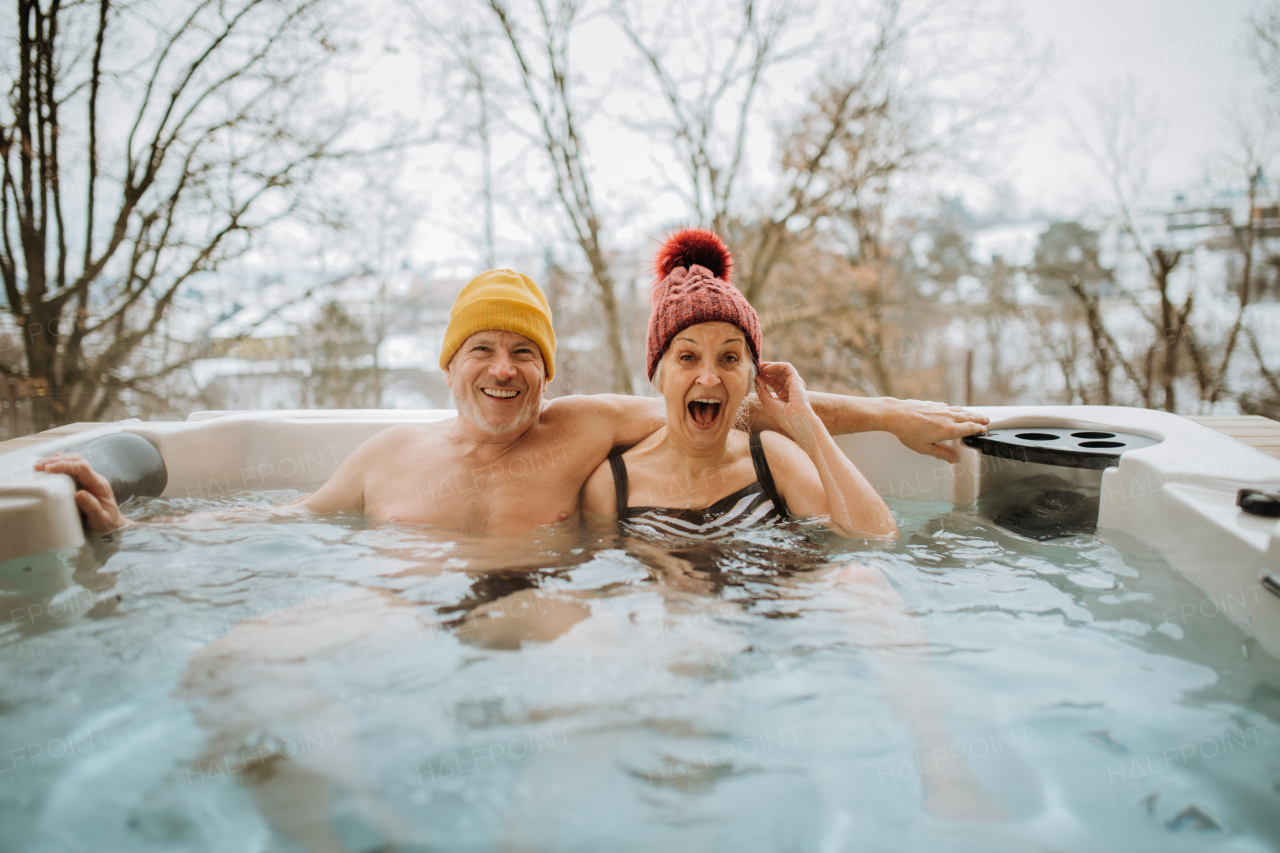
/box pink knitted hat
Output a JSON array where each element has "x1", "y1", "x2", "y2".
[{"x1": 646, "y1": 229, "x2": 761, "y2": 380}]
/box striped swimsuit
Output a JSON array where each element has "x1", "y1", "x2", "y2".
[{"x1": 607, "y1": 432, "x2": 789, "y2": 539}]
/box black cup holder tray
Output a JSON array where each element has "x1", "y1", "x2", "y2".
[{"x1": 962, "y1": 427, "x2": 1160, "y2": 470}]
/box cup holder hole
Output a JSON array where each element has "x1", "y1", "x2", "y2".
[
  {"x1": 1072, "y1": 431, "x2": 1115, "y2": 439},
  {"x1": 1015, "y1": 433, "x2": 1060, "y2": 441},
  {"x1": 1079, "y1": 440, "x2": 1125, "y2": 448}
]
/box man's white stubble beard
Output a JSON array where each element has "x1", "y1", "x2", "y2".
[{"x1": 452, "y1": 385, "x2": 541, "y2": 434}]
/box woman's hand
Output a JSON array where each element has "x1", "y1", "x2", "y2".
[
  {"x1": 756, "y1": 371, "x2": 899, "y2": 539},
  {"x1": 33, "y1": 452, "x2": 132, "y2": 534},
  {"x1": 754, "y1": 362, "x2": 823, "y2": 450}
]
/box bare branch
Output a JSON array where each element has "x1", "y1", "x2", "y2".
[{"x1": 83, "y1": 0, "x2": 108, "y2": 274}]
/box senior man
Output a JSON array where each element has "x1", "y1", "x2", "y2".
[{"x1": 38, "y1": 269, "x2": 987, "y2": 535}]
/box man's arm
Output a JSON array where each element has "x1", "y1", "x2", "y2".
[
  {"x1": 553, "y1": 381, "x2": 989, "y2": 463},
  {"x1": 33, "y1": 423, "x2": 396, "y2": 534},
  {"x1": 746, "y1": 363, "x2": 989, "y2": 464},
  {"x1": 33, "y1": 453, "x2": 134, "y2": 533},
  {"x1": 550, "y1": 394, "x2": 667, "y2": 449}
]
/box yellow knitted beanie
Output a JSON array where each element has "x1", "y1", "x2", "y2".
[{"x1": 439, "y1": 269, "x2": 556, "y2": 380}]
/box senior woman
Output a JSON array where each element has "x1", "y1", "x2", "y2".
[
  {"x1": 582, "y1": 229, "x2": 897, "y2": 539},
  {"x1": 582, "y1": 229, "x2": 1003, "y2": 821}
]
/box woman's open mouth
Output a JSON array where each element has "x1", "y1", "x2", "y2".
[{"x1": 687, "y1": 397, "x2": 722, "y2": 428}]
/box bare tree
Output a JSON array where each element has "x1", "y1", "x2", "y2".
[
  {"x1": 1034, "y1": 304, "x2": 1089, "y2": 405},
  {"x1": 734, "y1": 1, "x2": 908, "y2": 308},
  {"x1": 1030, "y1": 223, "x2": 1116, "y2": 403},
  {"x1": 715, "y1": 1, "x2": 1046, "y2": 403},
  {"x1": 1251, "y1": 2, "x2": 1280, "y2": 111},
  {"x1": 303, "y1": 300, "x2": 378, "y2": 408},
  {"x1": 761, "y1": 229, "x2": 906, "y2": 397},
  {"x1": 731, "y1": 0, "x2": 1046, "y2": 308},
  {"x1": 1188, "y1": 156, "x2": 1271, "y2": 407},
  {"x1": 613, "y1": 0, "x2": 804, "y2": 231},
  {"x1": 0, "y1": 0, "x2": 363, "y2": 431},
  {"x1": 1241, "y1": 324, "x2": 1280, "y2": 419},
  {"x1": 403, "y1": 1, "x2": 502, "y2": 270},
  {"x1": 1072, "y1": 83, "x2": 1197, "y2": 411},
  {"x1": 477, "y1": 0, "x2": 634, "y2": 394},
  {"x1": 1230, "y1": 5, "x2": 1280, "y2": 418},
  {"x1": 1072, "y1": 65, "x2": 1280, "y2": 415}
]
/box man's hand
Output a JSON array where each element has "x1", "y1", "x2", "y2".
[
  {"x1": 33, "y1": 452, "x2": 132, "y2": 534},
  {"x1": 772, "y1": 389, "x2": 988, "y2": 463},
  {"x1": 878, "y1": 398, "x2": 988, "y2": 464}
]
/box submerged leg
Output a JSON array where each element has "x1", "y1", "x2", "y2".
[
  {"x1": 249, "y1": 760, "x2": 347, "y2": 853},
  {"x1": 826, "y1": 561, "x2": 1006, "y2": 821},
  {"x1": 180, "y1": 588, "x2": 414, "y2": 849},
  {"x1": 456, "y1": 587, "x2": 593, "y2": 650}
]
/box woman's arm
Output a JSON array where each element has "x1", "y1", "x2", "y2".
[
  {"x1": 580, "y1": 459, "x2": 618, "y2": 516},
  {"x1": 754, "y1": 363, "x2": 898, "y2": 539}
]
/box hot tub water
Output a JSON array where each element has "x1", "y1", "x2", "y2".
[{"x1": 0, "y1": 491, "x2": 1277, "y2": 852}]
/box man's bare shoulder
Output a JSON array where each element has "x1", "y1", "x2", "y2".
[
  {"x1": 370, "y1": 421, "x2": 448, "y2": 445},
  {"x1": 543, "y1": 393, "x2": 627, "y2": 418},
  {"x1": 302, "y1": 422, "x2": 453, "y2": 515},
  {"x1": 355, "y1": 421, "x2": 453, "y2": 460}
]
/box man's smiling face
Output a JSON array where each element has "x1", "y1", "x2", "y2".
[{"x1": 446, "y1": 330, "x2": 547, "y2": 435}]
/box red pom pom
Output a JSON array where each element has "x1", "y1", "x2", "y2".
[{"x1": 655, "y1": 228, "x2": 732, "y2": 281}]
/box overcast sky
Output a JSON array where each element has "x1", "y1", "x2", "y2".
[{"x1": 1004, "y1": 0, "x2": 1267, "y2": 215}]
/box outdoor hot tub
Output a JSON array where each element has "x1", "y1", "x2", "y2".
[
  {"x1": 5, "y1": 405, "x2": 1279, "y2": 656},
  {"x1": 1, "y1": 405, "x2": 1279, "y2": 850}
]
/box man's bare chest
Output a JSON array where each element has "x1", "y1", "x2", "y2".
[{"x1": 366, "y1": 440, "x2": 589, "y2": 529}]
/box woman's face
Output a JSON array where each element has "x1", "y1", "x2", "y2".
[{"x1": 657, "y1": 321, "x2": 753, "y2": 450}]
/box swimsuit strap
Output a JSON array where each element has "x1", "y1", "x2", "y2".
[
  {"x1": 750, "y1": 432, "x2": 788, "y2": 517},
  {"x1": 607, "y1": 449, "x2": 630, "y2": 515}
]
